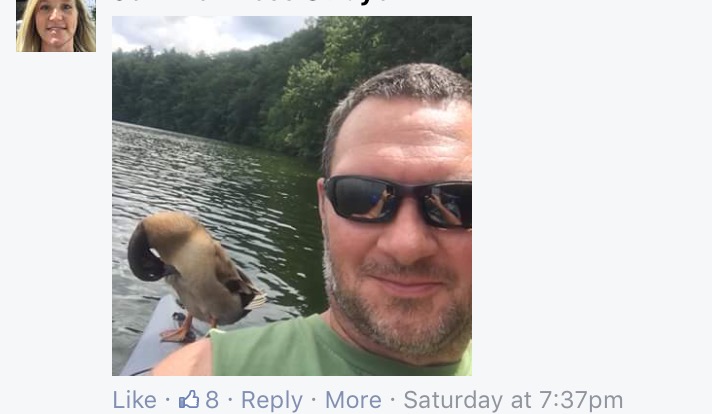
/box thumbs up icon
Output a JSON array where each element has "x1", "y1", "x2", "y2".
[{"x1": 179, "y1": 390, "x2": 199, "y2": 408}]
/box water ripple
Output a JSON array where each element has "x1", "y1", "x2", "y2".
[{"x1": 112, "y1": 121, "x2": 325, "y2": 375}]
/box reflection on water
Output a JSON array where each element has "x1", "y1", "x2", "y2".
[{"x1": 112, "y1": 121, "x2": 325, "y2": 375}]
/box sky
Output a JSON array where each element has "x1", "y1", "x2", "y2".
[{"x1": 112, "y1": 16, "x2": 309, "y2": 55}]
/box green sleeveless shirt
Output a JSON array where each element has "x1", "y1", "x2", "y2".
[{"x1": 210, "y1": 314, "x2": 471, "y2": 376}]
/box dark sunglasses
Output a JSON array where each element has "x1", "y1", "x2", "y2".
[{"x1": 324, "y1": 175, "x2": 471, "y2": 229}]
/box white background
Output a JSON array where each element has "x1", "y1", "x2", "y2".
[{"x1": 3, "y1": 0, "x2": 711, "y2": 412}]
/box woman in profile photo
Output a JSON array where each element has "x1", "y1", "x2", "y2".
[{"x1": 16, "y1": 0, "x2": 95, "y2": 52}]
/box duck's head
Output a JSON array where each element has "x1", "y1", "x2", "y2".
[{"x1": 127, "y1": 221, "x2": 177, "y2": 282}]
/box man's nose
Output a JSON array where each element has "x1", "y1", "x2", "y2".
[{"x1": 376, "y1": 198, "x2": 438, "y2": 265}]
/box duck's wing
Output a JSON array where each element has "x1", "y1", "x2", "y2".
[{"x1": 212, "y1": 241, "x2": 267, "y2": 310}]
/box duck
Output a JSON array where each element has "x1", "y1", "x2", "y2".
[{"x1": 127, "y1": 211, "x2": 266, "y2": 342}]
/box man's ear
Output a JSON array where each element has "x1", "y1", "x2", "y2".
[{"x1": 316, "y1": 177, "x2": 327, "y2": 226}]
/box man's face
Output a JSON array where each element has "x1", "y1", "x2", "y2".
[{"x1": 318, "y1": 97, "x2": 472, "y2": 358}]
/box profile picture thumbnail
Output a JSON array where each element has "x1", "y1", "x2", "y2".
[{"x1": 16, "y1": 0, "x2": 96, "y2": 52}]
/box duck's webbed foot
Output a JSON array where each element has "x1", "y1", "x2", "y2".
[{"x1": 160, "y1": 314, "x2": 195, "y2": 343}]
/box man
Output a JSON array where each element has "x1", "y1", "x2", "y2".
[{"x1": 152, "y1": 63, "x2": 472, "y2": 375}]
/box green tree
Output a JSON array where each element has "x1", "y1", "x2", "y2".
[{"x1": 112, "y1": 17, "x2": 471, "y2": 160}]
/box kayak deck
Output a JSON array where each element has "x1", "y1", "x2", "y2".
[{"x1": 120, "y1": 295, "x2": 209, "y2": 376}]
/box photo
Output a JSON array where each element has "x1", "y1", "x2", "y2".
[
  {"x1": 112, "y1": 16, "x2": 472, "y2": 376},
  {"x1": 16, "y1": 0, "x2": 96, "y2": 52}
]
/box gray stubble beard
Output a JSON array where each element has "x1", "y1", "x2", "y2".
[{"x1": 322, "y1": 239, "x2": 471, "y2": 358}]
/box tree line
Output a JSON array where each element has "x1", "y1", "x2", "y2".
[{"x1": 112, "y1": 17, "x2": 472, "y2": 160}]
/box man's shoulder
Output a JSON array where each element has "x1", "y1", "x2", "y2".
[
  {"x1": 210, "y1": 315, "x2": 329, "y2": 375},
  {"x1": 212, "y1": 315, "x2": 315, "y2": 345}
]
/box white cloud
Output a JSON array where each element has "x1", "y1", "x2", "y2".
[
  {"x1": 112, "y1": 16, "x2": 308, "y2": 55},
  {"x1": 165, "y1": 17, "x2": 247, "y2": 54},
  {"x1": 111, "y1": 32, "x2": 143, "y2": 53}
]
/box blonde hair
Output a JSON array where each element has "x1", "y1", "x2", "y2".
[{"x1": 16, "y1": 0, "x2": 96, "y2": 52}]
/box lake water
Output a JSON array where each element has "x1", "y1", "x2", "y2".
[{"x1": 112, "y1": 121, "x2": 326, "y2": 375}]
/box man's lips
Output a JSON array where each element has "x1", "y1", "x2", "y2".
[{"x1": 370, "y1": 275, "x2": 444, "y2": 296}]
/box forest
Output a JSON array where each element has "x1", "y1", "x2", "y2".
[{"x1": 112, "y1": 17, "x2": 472, "y2": 160}]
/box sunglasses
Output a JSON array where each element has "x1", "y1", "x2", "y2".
[{"x1": 324, "y1": 175, "x2": 471, "y2": 229}]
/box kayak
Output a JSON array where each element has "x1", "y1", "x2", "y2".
[{"x1": 119, "y1": 294, "x2": 210, "y2": 376}]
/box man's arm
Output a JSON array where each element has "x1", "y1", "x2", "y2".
[
  {"x1": 427, "y1": 195, "x2": 463, "y2": 226},
  {"x1": 151, "y1": 338, "x2": 213, "y2": 376}
]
